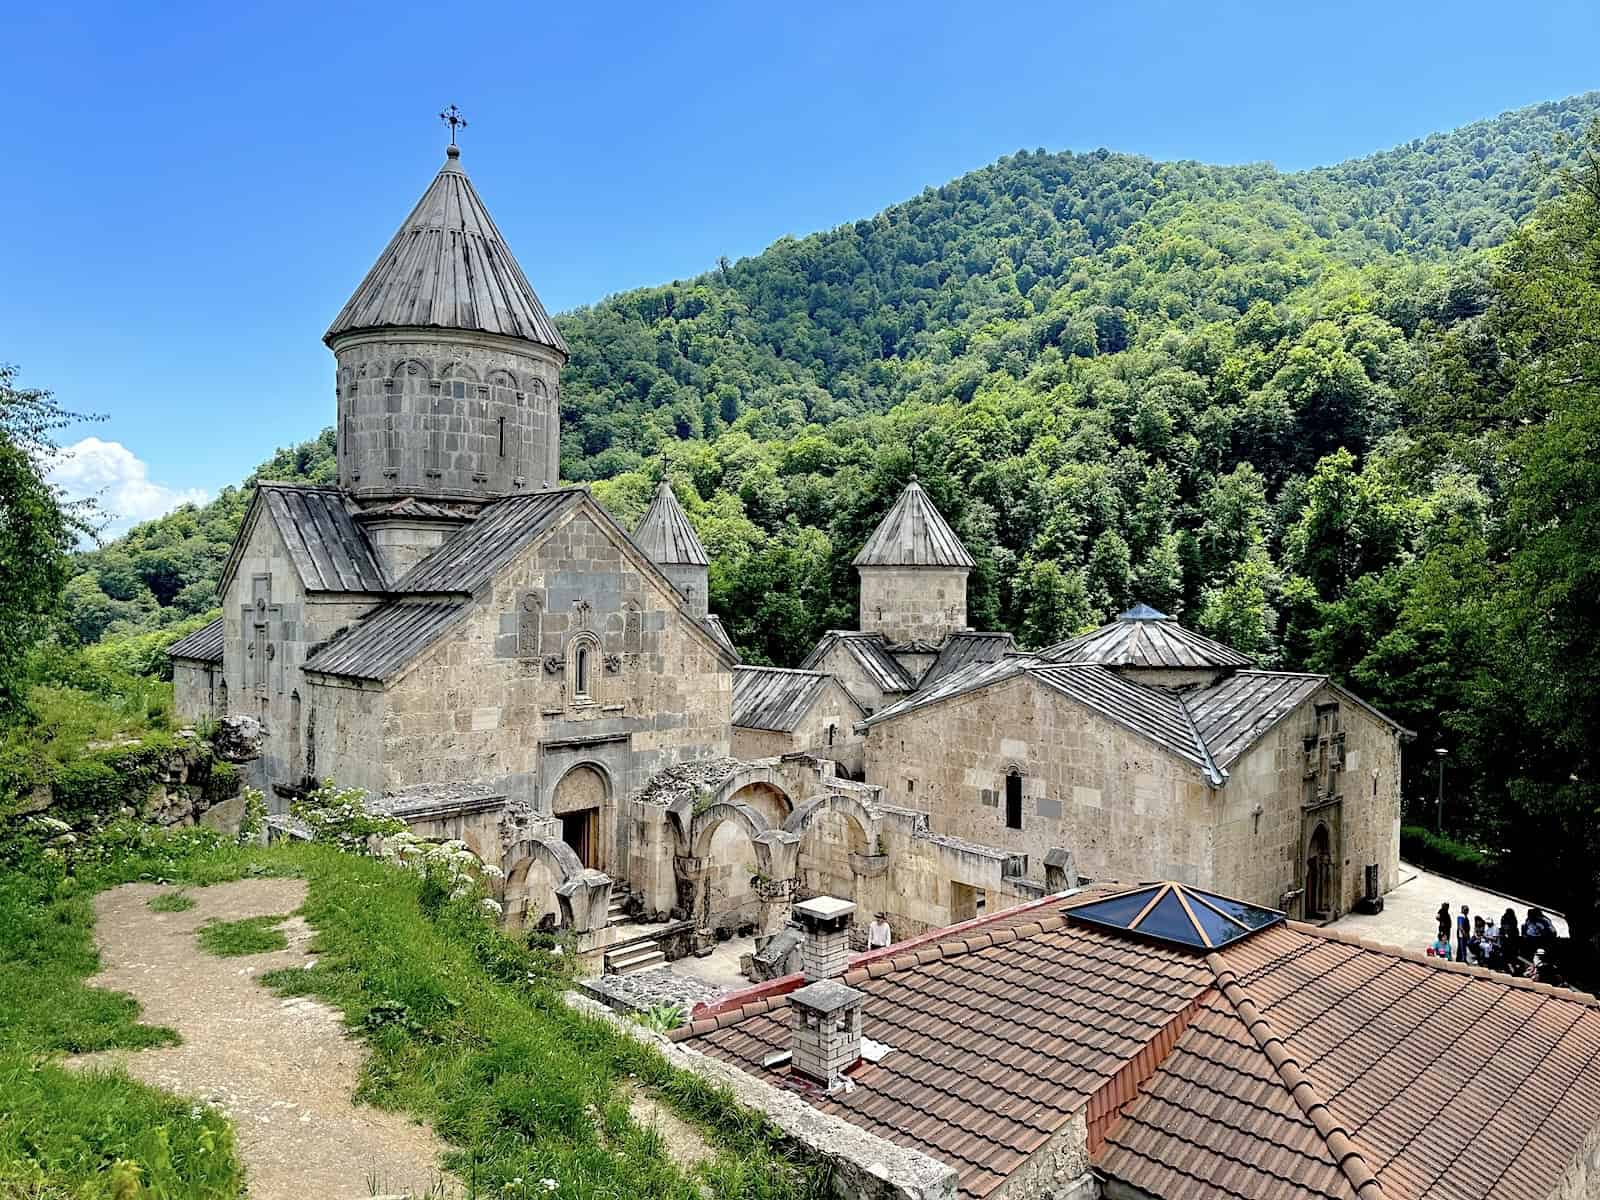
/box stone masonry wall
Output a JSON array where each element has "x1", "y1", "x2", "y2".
[
  {"x1": 865, "y1": 675, "x2": 1219, "y2": 894},
  {"x1": 809, "y1": 641, "x2": 897, "y2": 716},
  {"x1": 858, "y1": 566, "x2": 968, "y2": 646},
  {"x1": 1211, "y1": 686, "x2": 1402, "y2": 918},
  {"x1": 333, "y1": 328, "x2": 563, "y2": 501},
  {"x1": 1552, "y1": 1110, "x2": 1600, "y2": 1199},
  {"x1": 375, "y1": 505, "x2": 731, "y2": 855},
  {"x1": 173, "y1": 661, "x2": 220, "y2": 723},
  {"x1": 221, "y1": 513, "x2": 383, "y2": 809},
  {"x1": 732, "y1": 678, "x2": 864, "y2": 765}
]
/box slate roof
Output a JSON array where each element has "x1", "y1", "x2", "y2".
[
  {"x1": 702, "y1": 614, "x2": 740, "y2": 663},
  {"x1": 394, "y1": 487, "x2": 584, "y2": 594},
  {"x1": 325, "y1": 145, "x2": 567, "y2": 352},
  {"x1": 166, "y1": 617, "x2": 224, "y2": 663},
  {"x1": 632, "y1": 481, "x2": 708, "y2": 566},
  {"x1": 680, "y1": 890, "x2": 1600, "y2": 1200},
  {"x1": 801, "y1": 631, "x2": 921, "y2": 695},
  {"x1": 220, "y1": 484, "x2": 390, "y2": 598},
  {"x1": 732, "y1": 666, "x2": 862, "y2": 733},
  {"x1": 918, "y1": 631, "x2": 1016, "y2": 690},
  {"x1": 860, "y1": 662, "x2": 1391, "y2": 784},
  {"x1": 852, "y1": 480, "x2": 976, "y2": 569},
  {"x1": 1040, "y1": 606, "x2": 1253, "y2": 670},
  {"x1": 301, "y1": 599, "x2": 468, "y2": 681}
]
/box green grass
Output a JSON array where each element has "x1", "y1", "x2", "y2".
[
  {"x1": 196, "y1": 914, "x2": 289, "y2": 957},
  {"x1": 148, "y1": 889, "x2": 197, "y2": 913},
  {"x1": 0, "y1": 823, "x2": 257, "y2": 1198},
  {"x1": 0, "y1": 822, "x2": 827, "y2": 1200}
]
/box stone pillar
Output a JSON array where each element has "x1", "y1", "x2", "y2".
[
  {"x1": 794, "y1": 896, "x2": 856, "y2": 981},
  {"x1": 555, "y1": 870, "x2": 614, "y2": 935},
  {"x1": 789, "y1": 979, "x2": 865, "y2": 1089},
  {"x1": 754, "y1": 829, "x2": 803, "y2": 939}
]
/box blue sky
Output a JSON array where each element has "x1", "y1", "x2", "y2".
[{"x1": 4, "y1": 0, "x2": 1598, "y2": 533}]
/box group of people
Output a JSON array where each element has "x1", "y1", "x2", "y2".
[{"x1": 1428, "y1": 901, "x2": 1559, "y2": 979}]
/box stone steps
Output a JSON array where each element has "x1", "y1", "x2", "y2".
[{"x1": 606, "y1": 943, "x2": 666, "y2": 976}]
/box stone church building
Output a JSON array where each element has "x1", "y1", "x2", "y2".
[{"x1": 174, "y1": 135, "x2": 1408, "y2": 939}]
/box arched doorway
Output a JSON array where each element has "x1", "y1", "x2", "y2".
[
  {"x1": 1306, "y1": 822, "x2": 1333, "y2": 920},
  {"x1": 708, "y1": 782, "x2": 792, "y2": 928},
  {"x1": 553, "y1": 764, "x2": 609, "y2": 870}
]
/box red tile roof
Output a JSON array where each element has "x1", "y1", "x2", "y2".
[{"x1": 677, "y1": 893, "x2": 1600, "y2": 1200}]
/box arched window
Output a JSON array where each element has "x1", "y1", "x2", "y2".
[{"x1": 567, "y1": 631, "x2": 601, "y2": 704}]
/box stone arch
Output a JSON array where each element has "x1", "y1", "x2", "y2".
[
  {"x1": 688, "y1": 800, "x2": 772, "y2": 862},
  {"x1": 783, "y1": 790, "x2": 879, "y2": 846},
  {"x1": 501, "y1": 835, "x2": 585, "y2": 929}
]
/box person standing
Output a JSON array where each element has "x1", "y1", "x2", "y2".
[
  {"x1": 1501, "y1": 909, "x2": 1521, "y2": 968},
  {"x1": 1456, "y1": 905, "x2": 1471, "y2": 963},
  {"x1": 867, "y1": 911, "x2": 892, "y2": 951}
]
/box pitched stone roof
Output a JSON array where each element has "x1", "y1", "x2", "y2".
[
  {"x1": 1039, "y1": 605, "x2": 1254, "y2": 670},
  {"x1": 702, "y1": 614, "x2": 740, "y2": 662},
  {"x1": 919, "y1": 630, "x2": 1017, "y2": 690},
  {"x1": 632, "y1": 481, "x2": 708, "y2": 566},
  {"x1": 859, "y1": 662, "x2": 1392, "y2": 784},
  {"x1": 395, "y1": 487, "x2": 585, "y2": 594},
  {"x1": 166, "y1": 617, "x2": 224, "y2": 663},
  {"x1": 800, "y1": 631, "x2": 920, "y2": 695},
  {"x1": 302, "y1": 599, "x2": 468, "y2": 682},
  {"x1": 852, "y1": 480, "x2": 976, "y2": 569},
  {"x1": 732, "y1": 666, "x2": 863, "y2": 733},
  {"x1": 679, "y1": 889, "x2": 1600, "y2": 1200},
  {"x1": 324, "y1": 144, "x2": 567, "y2": 353},
  {"x1": 219, "y1": 484, "x2": 390, "y2": 598}
]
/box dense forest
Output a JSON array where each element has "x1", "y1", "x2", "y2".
[{"x1": 39, "y1": 94, "x2": 1600, "y2": 946}]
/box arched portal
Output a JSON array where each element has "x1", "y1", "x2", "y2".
[
  {"x1": 553, "y1": 763, "x2": 610, "y2": 871},
  {"x1": 786, "y1": 793, "x2": 877, "y2": 905},
  {"x1": 707, "y1": 782, "x2": 792, "y2": 930},
  {"x1": 1306, "y1": 822, "x2": 1333, "y2": 920}
]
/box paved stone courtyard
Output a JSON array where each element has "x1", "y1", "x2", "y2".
[{"x1": 1329, "y1": 861, "x2": 1567, "y2": 952}]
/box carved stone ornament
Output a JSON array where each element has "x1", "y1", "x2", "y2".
[
  {"x1": 543, "y1": 655, "x2": 563, "y2": 674},
  {"x1": 256, "y1": 597, "x2": 267, "y2": 613},
  {"x1": 265, "y1": 644, "x2": 276, "y2": 660},
  {"x1": 604, "y1": 654, "x2": 622, "y2": 674},
  {"x1": 574, "y1": 599, "x2": 593, "y2": 629}
]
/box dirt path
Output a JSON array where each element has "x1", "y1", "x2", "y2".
[{"x1": 71, "y1": 879, "x2": 453, "y2": 1200}]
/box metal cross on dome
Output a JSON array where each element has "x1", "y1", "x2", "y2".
[{"x1": 439, "y1": 104, "x2": 468, "y2": 145}]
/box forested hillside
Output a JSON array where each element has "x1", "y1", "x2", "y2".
[{"x1": 62, "y1": 93, "x2": 1597, "y2": 759}]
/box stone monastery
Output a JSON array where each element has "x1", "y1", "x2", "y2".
[{"x1": 170, "y1": 137, "x2": 1409, "y2": 956}]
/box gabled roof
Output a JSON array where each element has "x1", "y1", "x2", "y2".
[
  {"x1": 219, "y1": 484, "x2": 389, "y2": 598},
  {"x1": 702, "y1": 614, "x2": 740, "y2": 663},
  {"x1": 394, "y1": 488, "x2": 585, "y2": 594},
  {"x1": 919, "y1": 631, "x2": 1017, "y2": 690},
  {"x1": 860, "y1": 663, "x2": 1395, "y2": 785},
  {"x1": 732, "y1": 666, "x2": 865, "y2": 733},
  {"x1": 166, "y1": 617, "x2": 224, "y2": 663},
  {"x1": 301, "y1": 599, "x2": 468, "y2": 682},
  {"x1": 800, "y1": 631, "x2": 920, "y2": 695},
  {"x1": 325, "y1": 145, "x2": 567, "y2": 352},
  {"x1": 1040, "y1": 605, "x2": 1253, "y2": 670},
  {"x1": 852, "y1": 480, "x2": 976, "y2": 569},
  {"x1": 680, "y1": 889, "x2": 1600, "y2": 1200},
  {"x1": 632, "y1": 481, "x2": 708, "y2": 566}
]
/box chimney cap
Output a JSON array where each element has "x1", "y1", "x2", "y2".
[
  {"x1": 790, "y1": 978, "x2": 865, "y2": 1015},
  {"x1": 795, "y1": 896, "x2": 856, "y2": 931}
]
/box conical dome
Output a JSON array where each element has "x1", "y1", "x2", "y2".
[
  {"x1": 633, "y1": 481, "x2": 708, "y2": 566},
  {"x1": 325, "y1": 145, "x2": 567, "y2": 352},
  {"x1": 852, "y1": 480, "x2": 975, "y2": 569}
]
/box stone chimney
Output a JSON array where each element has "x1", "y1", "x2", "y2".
[
  {"x1": 789, "y1": 978, "x2": 865, "y2": 1087},
  {"x1": 794, "y1": 895, "x2": 855, "y2": 981}
]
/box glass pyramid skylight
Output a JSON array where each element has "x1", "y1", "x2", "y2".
[{"x1": 1067, "y1": 882, "x2": 1283, "y2": 951}]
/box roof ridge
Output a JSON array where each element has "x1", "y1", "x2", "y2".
[
  {"x1": 733, "y1": 664, "x2": 831, "y2": 677},
  {"x1": 1284, "y1": 920, "x2": 1600, "y2": 1008},
  {"x1": 1205, "y1": 952, "x2": 1385, "y2": 1200},
  {"x1": 1177, "y1": 690, "x2": 1228, "y2": 786}
]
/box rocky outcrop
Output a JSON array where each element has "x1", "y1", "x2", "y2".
[{"x1": 211, "y1": 715, "x2": 264, "y2": 764}]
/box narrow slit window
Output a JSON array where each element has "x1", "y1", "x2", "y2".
[
  {"x1": 1005, "y1": 771, "x2": 1023, "y2": 830},
  {"x1": 576, "y1": 647, "x2": 590, "y2": 697},
  {"x1": 498, "y1": 415, "x2": 506, "y2": 456}
]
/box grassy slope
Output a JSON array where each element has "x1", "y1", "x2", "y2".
[{"x1": 0, "y1": 828, "x2": 824, "y2": 1199}]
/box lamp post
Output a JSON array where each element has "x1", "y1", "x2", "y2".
[{"x1": 1435, "y1": 748, "x2": 1448, "y2": 834}]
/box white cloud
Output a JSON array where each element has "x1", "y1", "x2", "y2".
[{"x1": 49, "y1": 437, "x2": 210, "y2": 539}]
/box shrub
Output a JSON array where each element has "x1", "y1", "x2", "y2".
[
  {"x1": 50, "y1": 759, "x2": 124, "y2": 819},
  {"x1": 203, "y1": 759, "x2": 239, "y2": 804},
  {"x1": 291, "y1": 779, "x2": 403, "y2": 854},
  {"x1": 1401, "y1": 825, "x2": 1503, "y2": 888}
]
